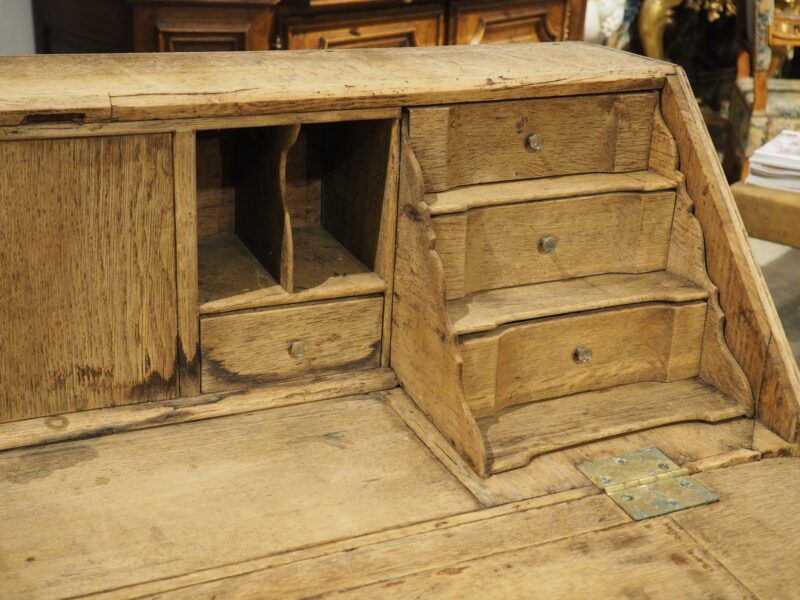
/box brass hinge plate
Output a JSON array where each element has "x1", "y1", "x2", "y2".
[{"x1": 578, "y1": 447, "x2": 718, "y2": 521}]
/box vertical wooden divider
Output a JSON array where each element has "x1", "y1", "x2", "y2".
[
  {"x1": 391, "y1": 120, "x2": 487, "y2": 475},
  {"x1": 236, "y1": 124, "x2": 300, "y2": 293},
  {"x1": 174, "y1": 130, "x2": 201, "y2": 397}
]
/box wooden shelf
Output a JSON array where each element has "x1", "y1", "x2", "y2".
[
  {"x1": 478, "y1": 379, "x2": 747, "y2": 473},
  {"x1": 449, "y1": 272, "x2": 708, "y2": 335},
  {"x1": 426, "y1": 170, "x2": 678, "y2": 216},
  {"x1": 199, "y1": 229, "x2": 385, "y2": 315}
]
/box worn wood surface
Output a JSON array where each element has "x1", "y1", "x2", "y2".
[
  {"x1": 426, "y1": 170, "x2": 677, "y2": 215},
  {"x1": 0, "y1": 135, "x2": 178, "y2": 422},
  {"x1": 673, "y1": 458, "x2": 800, "y2": 599},
  {"x1": 236, "y1": 124, "x2": 298, "y2": 292},
  {"x1": 460, "y1": 302, "x2": 706, "y2": 415},
  {"x1": 408, "y1": 92, "x2": 657, "y2": 192},
  {"x1": 390, "y1": 124, "x2": 488, "y2": 475},
  {"x1": 0, "y1": 369, "x2": 398, "y2": 454},
  {"x1": 448, "y1": 271, "x2": 707, "y2": 335},
  {"x1": 200, "y1": 297, "x2": 383, "y2": 393},
  {"x1": 198, "y1": 232, "x2": 385, "y2": 314},
  {"x1": 666, "y1": 178, "x2": 754, "y2": 413},
  {"x1": 434, "y1": 191, "x2": 675, "y2": 299},
  {"x1": 731, "y1": 181, "x2": 800, "y2": 248},
  {"x1": 174, "y1": 131, "x2": 201, "y2": 397},
  {"x1": 661, "y1": 71, "x2": 800, "y2": 441},
  {"x1": 389, "y1": 384, "x2": 758, "y2": 504},
  {"x1": 0, "y1": 395, "x2": 479, "y2": 599},
  {"x1": 0, "y1": 44, "x2": 673, "y2": 126},
  {"x1": 478, "y1": 378, "x2": 745, "y2": 473}
]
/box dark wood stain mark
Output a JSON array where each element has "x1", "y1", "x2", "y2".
[{"x1": 4, "y1": 445, "x2": 98, "y2": 484}]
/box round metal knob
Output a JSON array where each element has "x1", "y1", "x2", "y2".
[
  {"x1": 539, "y1": 235, "x2": 558, "y2": 254},
  {"x1": 289, "y1": 340, "x2": 307, "y2": 359},
  {"x1": 574, "y1": 346, "x2": 593, "y2": 365},
  {"x1": 526, "y1": 132, "x2": 544, "y2": 152}
]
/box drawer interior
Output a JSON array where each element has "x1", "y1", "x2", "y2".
[{"x1": 196, "y1": 119, "x2": 396, "y2": 315}]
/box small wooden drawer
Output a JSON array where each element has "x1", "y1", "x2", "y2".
[
  {"x1": 449, "y1": 0, "x2": 567, "y2": 45},
  {"x1": 460, "y1": 302, "x2": 707, "y2": 417},
  {"x1": 200, "y1": 296, "x2": 383, "y2": 393},
  {"x1": 408, "y1": 92, "x2": 658, "y2": 192},
  {"x1": 433, "y1": 191, "x2": 676, "y2": 299},
  {"x1": 280, "y1": 8, "x2": 444, "y2": 50}
]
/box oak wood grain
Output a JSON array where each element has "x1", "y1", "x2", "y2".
[
  {"x1": 0, "y1": 135, "x2": 178, "y2": 422},
  {"x1": 409, "y1": 92, "x2": 657, "y2": 192},
  {"x1": 426, "y1": 169, "x2": 677, "y2": 215},
  {"x1": 0, "y1": 43, "x2": 673, "y2": 126},
  {"x1": 390, "y1": 123, "x2": 488, "y2": 475},
  {"x1": 448, "y1": 271, "x2": 707, "y2": 335},
  {"x1": 433, "y1": 191, "x2": 676, "y2": 299},
  {"x1": 460, "y1": 302, "x2": 707, "y2": 416},
  {"x1": 200, "y1": 296, "x2": 383, "y2": 393},
  {"x1": 480, "y1": 378, "x2": 746, "y2": 472}
]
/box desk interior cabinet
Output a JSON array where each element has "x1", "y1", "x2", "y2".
[
  {"x1": 1, "y1": 42, "x2": 798, "y2": 476},
  {"x1": 32, "y1": 0, "x2": 585, "y2": 53}
]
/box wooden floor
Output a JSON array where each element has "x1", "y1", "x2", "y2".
[{"x1": 1, "y1": 391, "x2": 799, "y2": 599}]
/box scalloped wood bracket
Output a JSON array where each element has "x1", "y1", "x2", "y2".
[
  {"x1": 390, "y1": 121, "x2": 488, "y2": 476},
  {"x1": 660, "y1": 70, "x2": 800, "y2": 442}
]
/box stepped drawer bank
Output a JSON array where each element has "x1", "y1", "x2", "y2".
[{"x1": 1, "y1": 44, "x2": 800, "y2": 598}]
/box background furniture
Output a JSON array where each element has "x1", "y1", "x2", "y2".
[
  {"x1": 725, "y1": 0, "x2": 800, "y2": 179},
  {"x1": 731, "y1": 181, "x2": 800, "y2": 246},
  {"x1": 32, "y1": 0, "x2": 586, "y2": 53}
]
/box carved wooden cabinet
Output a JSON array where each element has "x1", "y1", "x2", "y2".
[
  {"x1": 2, "y1": 44, "x2": 800, "y2": 598},
  {"x1": 33, "y1": 0, "x2": 585, "y2": 53}
]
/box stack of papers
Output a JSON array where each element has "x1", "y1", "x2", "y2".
[{"x1": 746, "y1": 130, "x2": 800, "y2": 192}]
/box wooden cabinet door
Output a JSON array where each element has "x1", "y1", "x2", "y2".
[
  {"x1": 0, "y1": 135, "x2": 178, "y2": 422},
  {"x1": 449, "y1": 0, "x2": 570, "y2": 44},
  {"x1": 281, "y1": 8, "x2": 444, "y2": 49}
]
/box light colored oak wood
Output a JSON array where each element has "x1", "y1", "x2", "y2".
[
  {"x1": 478, "y1": 378, "x2": 746, "y2": 473},
  {"x1": 145, "y1": 493, "x2": 624, "y2": 600},
  {"x1": 731, "y1": 181, "x2": 800, "y2": 248},
  {"x1": 408, "y1": 92, "x2": 657, "y2": 192},
  {"x1": 84, "y1": 488, "x2": 607, "y2": 599},
  {"x1": 0, "y1": 395, "x2": 479, "y2": 599},
  {"x1": 0, "y1": 107, "x2": 403, "y2": 141},
  {"x1": 648, "y1": 96, "x2": 679, "y2": 177},
  {"x1": 449, "y1": 271, "x2": 708, "y2": 335},
  {"x1": 433, "y1": 191, "x2": 676, "y2": 299},
  {"x1": 661, "y1": 71, "x2": 800, "y2": 441},
  {"x1": 666, "y1": 177, "x2": 754, "y2": 413},
  {"x1": 461, "y1": 302, "x2": 707, "y2": 415},
  {"x1": 328, "y1": 519, "x2": 752, "y2": 599},
  {"x1": 235, "y1": 124, "x2": 299, "y2": 293},
  {"x1": 673, "y1": 458, "x2": 800, "y2": 600},
  {"x1": 200, "y1": 297, "x2": 383, "y2": 393},
  {"x1": 0, "y1": 135, "x2": 178, "y2": 422},
  {"x1": 390, "y1": 123, "x2": 488, "y2": 475},
  {"x1": 292, "y1": 225, "x2": 386, "y2": 295},
  {"x1": 198, "y1": 233, "x2": 385, "y2": 314},
  {"x1": 0, "y1": 369, "x2": 398, "y2": 453},
  {"x1": 174, "y1": 131, "x2": 201, "y2": 397},
  {"x1": 387, "y1": 387, "x2": 757, "y2": 505},
  {"x1": 426, "y1": 169, "x2": 678, "y2": 215},
  {"x1": 0, "y1": 44, "x2": 674, "y2": 127}
]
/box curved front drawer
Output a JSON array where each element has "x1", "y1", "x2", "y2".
[
  {"x1": 460, "y1": 302, "x2": 706, "y2": 417},
  {"x1": 433, "y1": 191, "x2": 676, "y2": 299}
]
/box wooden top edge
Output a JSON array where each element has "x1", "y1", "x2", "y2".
[{"x1": 0, "y1": 43, "x2": 674, "y2": 126}]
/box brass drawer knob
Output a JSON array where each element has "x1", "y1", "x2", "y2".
[
  {"x1": 539, "y1": 235, "x2": 558, "y2": 254},
  {"x1": 574, "y1": 346, "x2": 593, "y2": 365},
  {"x1": 289, "y1": 340, "x2": 307, "y2": 359},
  {"x1": 527, "y1": 132, "x2": 543, "y2": 152}
]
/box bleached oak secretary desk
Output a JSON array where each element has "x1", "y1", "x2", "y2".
[{"x1": 1, "y1": 44, "x2": 800, "y2": 598}]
